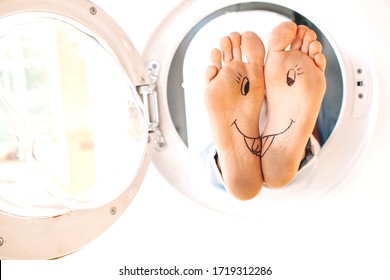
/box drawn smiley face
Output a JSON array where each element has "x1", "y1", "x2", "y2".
[{"x1": 231, "y1": 70, "x2": 298, "y2": 158}]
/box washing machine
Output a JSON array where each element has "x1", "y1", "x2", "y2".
[{"x1": 1, "y1": 0, "x2": 390, "y2": 278}]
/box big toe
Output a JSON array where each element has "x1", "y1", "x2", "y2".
[
  {"x1": 268, "y1": 21, "x2": 297, "y2": 52},
  {"x1": 241, "y1": 31, "x2": 265, "y2": 65}
]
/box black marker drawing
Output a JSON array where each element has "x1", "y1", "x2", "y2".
[
  {"x1": 231, "y1": 119, "x2": 261, "y2": 157},
  {"x1": 261, "y1": 119, "x2": 295, "y2": 158},
  {"x1": 235, "y1": 72, "x2": 250, "y2": 96},
  {"x1": 286, "y1": 64, "x2": 304, "y2": 86}
]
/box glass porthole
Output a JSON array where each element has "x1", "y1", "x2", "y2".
[
  {"x1": 0, "y1": 0, "x2": 151, "y2": 259},
  {"x1": 0, "y1": 14, "x2": 147, "y2": 215}
]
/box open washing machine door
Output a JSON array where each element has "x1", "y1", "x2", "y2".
[
  {"x1": 143, "y1": 0, "x2": 378, "y2": 215},
  {"x1": 0, "y1": 0, "x2": 156, "y2": 259},
  {"x1": 0, "y1": 0, "x2": 378, "y2": 259}
]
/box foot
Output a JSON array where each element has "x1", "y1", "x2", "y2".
[
  {"x1": 262, "y1": 21, "x2": 327, "y2": 187},
  {"x1": 204, "y1": 31, "x2": 265, "y2": 200}
]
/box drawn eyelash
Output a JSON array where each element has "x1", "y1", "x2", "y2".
[
  {"x1": 235, "y1": 72, "x2": 243, "y2": 84},
  {"x1": 296, "y1": 64, "x2": 304, "y2": 75}
]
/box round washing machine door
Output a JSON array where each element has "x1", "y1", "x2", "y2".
[
  {"x1": 0, "y1": 0, "x2": 154, "y2": 259},
  {"x1": 144, "y1": 0, "x2": 378, "y2": 216}
]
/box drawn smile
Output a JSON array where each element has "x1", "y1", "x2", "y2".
[
  {"x1": 231, "y1": 119, "x2": 295, "y2": 158},
  {"x1": 261, "y1": 119, "x2": 295, "y2": 157},
  {"x1": 231, "y1": 119, "x2": 261, "y2": 157}
]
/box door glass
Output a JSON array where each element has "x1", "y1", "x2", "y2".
[{"x1": 0, "y1": 13, "x2": 147, "y2": 217}]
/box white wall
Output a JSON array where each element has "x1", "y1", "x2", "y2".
[{"x1": 3, "y1": 0, "x2": 390, "y2": 279}]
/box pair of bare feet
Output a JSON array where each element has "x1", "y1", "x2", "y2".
[{"x1": 204, "y1": 21, "x2": 326, "y2": 200}]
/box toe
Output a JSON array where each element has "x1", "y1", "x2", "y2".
[
  {"x1": 241, "y1": 31, "x2": 265, "y2": 65},
  {"x1": 210, "y1": 48, "x2": 222, "y2": 70},
  {"x1": 268, "y1": 21, "x2": 297, "y2": 52},
  {"x1": 314, "y1": 53, "x2": 327, "y2": 72},
  {"x1": 205, "y1": 66, "x2": 219, "y2": 83},
  {"x1": 308, "y1": 40, "x2": 322, "y2": 59},
  {"x1": 290, "y1": 25, "x2": 309, "y2": 50},
  {"x1": 301, "y1": 29, "x2": 317, "y2": 54},
  {"x1": 229, "y1": 32, "x2": 242, "y2": 61},
  {"x1": 206, "y1": 48, "x2": 222, "y2": 83},
  {"x1": 220, "y1": 36, "x2": 233, "y2": 62}
]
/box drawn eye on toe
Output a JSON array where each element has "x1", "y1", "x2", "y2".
[
  {"x1": 235, "y1": 72, "x2": 250, "y2": 96},
  {"x1": 286, "y1": 65, "x2": 304, "y2": 87}
]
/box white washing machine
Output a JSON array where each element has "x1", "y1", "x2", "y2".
[{"x1": 1, "y1": 0, "x2": 390, "y2": 278}]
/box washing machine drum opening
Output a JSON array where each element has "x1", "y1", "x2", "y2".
[
  {"x1": 168, "y1": 3, "x2": 342, "y2": 153},
  {"x1": 153, "y1": 1, "x2": 375, "y2": 211}
]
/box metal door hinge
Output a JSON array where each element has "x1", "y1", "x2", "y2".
[{"x1": 138, "y1": 61, "x2": 166, "y2": 151}]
